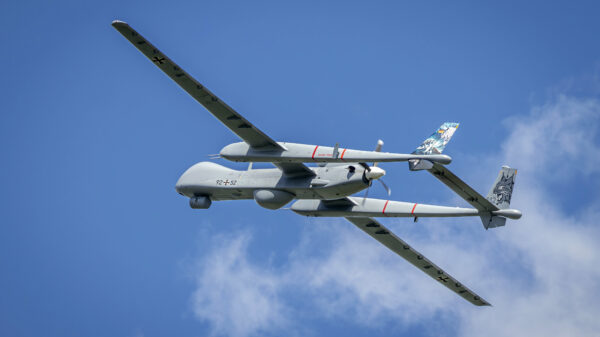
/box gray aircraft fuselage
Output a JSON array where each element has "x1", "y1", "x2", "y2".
[{"x1": 175, "y1": 161, "x2": 370, "y2": 202}]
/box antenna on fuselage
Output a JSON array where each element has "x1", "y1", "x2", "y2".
[
  {"x1": 319, "y1": 143, "x2": 340, "y2": 168},
  {"x1": 333, "y1": 143, "x2": 340, "y2": 158}
]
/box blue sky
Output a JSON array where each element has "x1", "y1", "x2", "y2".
[{"x1": 2, "y1": 1, "x2": 600, "y2": 336}]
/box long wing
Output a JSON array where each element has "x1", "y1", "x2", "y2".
[
  {"x1": 111, "y1": 20, "x2": 282, "y2": 151},
  {"x1": 112, "y1": 21, "x2": 315, "y2": 177},
  {"x1": 345, "y1": 216, "x2": 490, "y2": 306},
  {"x1": 428, "y1": 163, "x2": 498, "y2": 212}
]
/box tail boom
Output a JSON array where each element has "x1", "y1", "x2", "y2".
[{"x1": 291, "y1": 197, "x2": 521, "y2": 219}]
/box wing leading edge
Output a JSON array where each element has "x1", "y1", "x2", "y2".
[
  {"x1": 112, "y1": 21, "x2": 281, "y2": 150},
  {"x1": 112, "y1": 20, "x2": 314, "y2": 177},
  {"x1": 345, "y1": 216, "x2": 490, "y2": 306}
]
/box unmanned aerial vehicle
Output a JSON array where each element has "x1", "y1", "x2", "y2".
[{"x1": 112, "y1": 21, "x2": 521, "y2": 306}]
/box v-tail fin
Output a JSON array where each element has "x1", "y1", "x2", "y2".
[
  {"x1": 409, "y1": 122, "x2": 459, "y2": 170},
  {"x1": 481, "y1": 166, "x2": 518, "y2": 229},
  {"x1": 486, "y1": 166, "x2": 517, "y2": 209}
]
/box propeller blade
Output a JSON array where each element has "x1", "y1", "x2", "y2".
[
  {"x1": 362, "y1": 186, "x2": 369, "y2": 204},
  {"x1": 379, "y1": 179, "x2": 391, "y2": 196}
]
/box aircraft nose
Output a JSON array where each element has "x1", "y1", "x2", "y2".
[
  {"x1": 175, "y1": 175, "x2": 185, "y2": 194},
  {"x1": 365, "y1": 166, "x2": 386, "y2": 180},
  {"x1": 175, "y1": 169, "x2": 192, "y2": 195}
]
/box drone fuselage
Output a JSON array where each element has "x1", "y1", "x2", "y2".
[{"x1": 175, "y1": 161, "x2": 369, "y2": 207}]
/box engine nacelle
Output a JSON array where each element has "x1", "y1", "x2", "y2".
[
  {"x1": 253, "y1": 189, "x2": 295, "y2": 210},
  {"x1": 189, "y1": 196, "x2": 212, "y2": 209}
]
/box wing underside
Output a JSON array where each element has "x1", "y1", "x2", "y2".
[
  {"x1": 428, "y1": 163, "x2": 498, "y2": 212},
  {"x1": 112, "y1": 21, "x2": 281, "y2": 150},
  {"x1": 112, "y1": 20, "x2": 314, "y2": 177},
  {"x1": 345, "y1": 216, "x2": 490, "y2": 306}
]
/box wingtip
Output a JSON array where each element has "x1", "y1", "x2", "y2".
[
  {"x1": 480, "y1": 298, "x2": 492, "y2": 306},
  {"x1": 475, "y1": 300, "x2": 492, "y2": 307},
  {"x1": 111, "y1": 19, "x2": 128, "y2": 26}
]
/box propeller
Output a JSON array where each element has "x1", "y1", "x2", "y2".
[
  {"x1": 361, "y1": 140, "x2": 391, "y2": 203},
  {"x1": 379, "y1": 179, "x2": 391, "y2": 196}
]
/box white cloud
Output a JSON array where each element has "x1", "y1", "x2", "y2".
[
  {"x1": 286, "y1": 222, "x2": 456, "y2": 324},
  {"x1": 189, "y1": 95, "x2": 600, "y2": 337},
  {"x1": 501, "y1": 95, "x2": 600, "y2": 177},
  {"x1": 190, "y1": 233, "x2": 289, "y2": 337},
  {"x1": 457, "y1": 96, "x2": 600, "y2": 337}
]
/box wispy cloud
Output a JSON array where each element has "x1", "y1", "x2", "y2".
[
  {"x1": 189, "y1": 95, "x2": 600, "y2": 337},
  {"x1": 502, "y1": 95, "x2": 600, "y2": 177},
  {"x1": 458, "y1": 95, "x2": 600, "y2": 337},
  {"x1": 190, "y1": 233, "x2": 289, "y2": 337}
]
